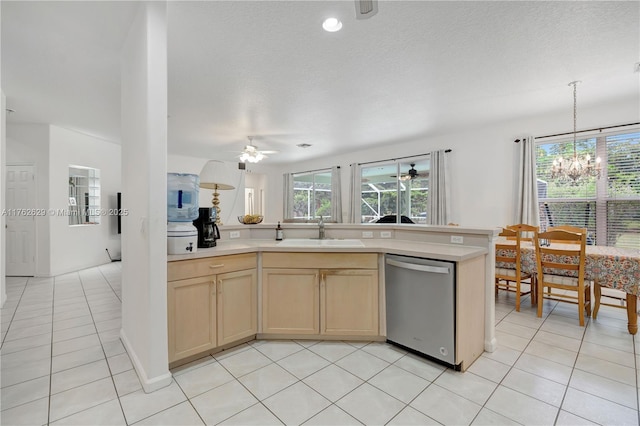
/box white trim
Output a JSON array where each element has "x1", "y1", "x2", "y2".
[
  {"x1": 484, "y1": 233, "x2": 497, "y2": 353},
  {"x1": 120, "y1": 328, "x2": 172, "y2": 393}
]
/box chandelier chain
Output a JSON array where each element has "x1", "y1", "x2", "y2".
[
  {"x1": 549, "y1": 81, "x2": 601, "y2": 184},
  {"x1": 572, "y1": 81, "x2": 578, "y2": 158}
]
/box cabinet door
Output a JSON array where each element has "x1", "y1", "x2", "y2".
[
  {"x1": 321, "y1": 269, "x2": 379, "y2": 336},
  {"x1": 217, "y1": 269, "x2": 258, "y2": 346},
  {"x1": 262, "y1": 268, "x2": 319, "y2": 335},
  {"x1": 168, "y1": 276, "x2": 216, "y2": 363}
]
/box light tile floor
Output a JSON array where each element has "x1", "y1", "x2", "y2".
[{"x1": 1, "y1": 263, "x2": 639, "y2": 425}]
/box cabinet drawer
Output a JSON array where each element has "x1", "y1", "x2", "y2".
[
  {"x1": 168, "y1": 253, "x2": 257, "y2": 281},
  {"x1": 263, "y1": 252, "x2": 377, "y2": 269}
]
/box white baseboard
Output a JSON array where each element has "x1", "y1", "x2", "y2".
[
  {"x1": 485, "y1": 336, "x2": 497, "y2": 353},
  {"x1": 120, "y1": 328, "x2": 172, "y2": 393}
]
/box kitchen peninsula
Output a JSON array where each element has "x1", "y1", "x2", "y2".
[{"x1": 167, "y1": 223, "x2": 497, "y2": 372}]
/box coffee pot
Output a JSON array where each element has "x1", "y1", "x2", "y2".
[{"x1": 193, "y1": 207, "x2": 220, "y2": 248}]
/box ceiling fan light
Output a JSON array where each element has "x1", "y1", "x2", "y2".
[{"x1": 240, "y1": 149, "x2": 264, "y2": 163}]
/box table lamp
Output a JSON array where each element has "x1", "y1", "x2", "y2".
[{"x1": 199, "y1": 160, "x2": 235, "y2": 225}]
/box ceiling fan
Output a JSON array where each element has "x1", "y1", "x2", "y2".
[
  {"x1": 239, "y1": 137, "x2": 278, "y2": 163},
  {"x1": 392, "y1": 163, "x2": 428, "y2": 181}
]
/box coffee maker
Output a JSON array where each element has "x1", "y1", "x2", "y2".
[{"x1": 193, "y1": 207, "x2": 220, "y2": 248}]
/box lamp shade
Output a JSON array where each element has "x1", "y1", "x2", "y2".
[{"x1": 199, "y1": 160, "x2": 236, "y2": 190}]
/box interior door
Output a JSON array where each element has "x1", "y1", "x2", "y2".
[{"x1": 6, "y1": 164, "x2": 36, "y2": 276}]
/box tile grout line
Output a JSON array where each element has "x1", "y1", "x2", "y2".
[
  {"x1": 469, "y1": 295, "x2": 557, "y2": 425},
  {"x1": 77, "y1": 269, "x2": 129, "y2": 425},
  {"x1": 48, "y1": 275, "x2": 57, "y2": 426},
  {"x1": 43, "y1": 271, "x2": 124, "y2": 425},
  {"x1": 0, "y1": 278, "x2": 31, "y2": 349},
  {"x1": 496, "y1": 294, "x2": 636, "y2": 425},
  {"x1": 97, "y1": 264, "x2": 122, "y2": 303},
  {"x1": 550, "y1": 305, "x2": 588, "y2": 426}
]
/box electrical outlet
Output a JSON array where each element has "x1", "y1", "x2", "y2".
[
  {"x1": 380, "y1": 231, "x2": 392, "y2": 238},
  {"x1": 362, "y1": 231, "x2": 374, "y2": 238},
  {"x1": 229, "y1": 231, "x2": 240, "y2": 239},
  {"x1": 450, "y1": 235, "x2": 464, "y2": 244}
]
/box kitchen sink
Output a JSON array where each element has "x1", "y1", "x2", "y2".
[{"x1": 276, "y1": 239, "x2": 365, "y2": 247}]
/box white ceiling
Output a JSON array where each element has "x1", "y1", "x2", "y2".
[{"x1": 2, "y1": 1, "x2": 639, "y2": 164}]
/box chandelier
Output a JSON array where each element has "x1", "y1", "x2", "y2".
[{"x1": 550, "y1": 81, "x2": 601, "y2": 183}]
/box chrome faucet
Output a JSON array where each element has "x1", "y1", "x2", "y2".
[{"x1": 318, "y1": 215, "x2": 325, "y2": 239}]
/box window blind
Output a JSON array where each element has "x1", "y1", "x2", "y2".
[
  {"x1": 604, "y1": 133, "x2": 640, "y2": 248},
  {"x1": 536, "y1": 130, "x2": 640, "y2": 249}
]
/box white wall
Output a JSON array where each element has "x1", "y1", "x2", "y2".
[
  {"x1": 241, "y1": 163, "x2": 283, "y2": 223},
  {"x1": 261, "y1": 97, "x2": 639, "y2": 228},
  {"x1": 244, "y1": 172, "x2": 267, "y2": 216},
  {"x1": 1, "y1": 92, "x2": 6, "y2": 306},
  {"x1": 6, "y1": 124, "x2": 51, "y2": 276},
  {"x1": 167, "y1": 155, "x2": 245, "y2": 226},
  {"x1": 48, "y1": 125, "x2": 121, "y2": 276},
  {"x1": 120, "y1": 1, "x2": 171, "y2": 393}
]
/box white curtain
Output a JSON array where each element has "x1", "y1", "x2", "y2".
[
  {"x1": 348, "y1": 163, "x2": 361, "y2": 223},
  {"x1": 330, "y1": 166, "x2": 342, "y2": 223},
  {"x1": 427, "y1": 150, "x2": 451, "y2": 225},
  {"x1": 514, "y1": 136, "x2": 540, "y2": 226},
  {"x1": 283, "y1": 173, "x2": 294, "y2": 219}
]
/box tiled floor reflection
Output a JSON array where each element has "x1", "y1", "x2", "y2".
[{"x1": 1, "y1": 264, "x2": 639, "y2": 425}]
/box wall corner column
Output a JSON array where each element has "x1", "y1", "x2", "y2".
[
  {"x1": 1, "y1": 91, "x2": 7, "y2": 307},
  {"x1": 120, "y1": 1, "x2": 170, "y2": 393}
]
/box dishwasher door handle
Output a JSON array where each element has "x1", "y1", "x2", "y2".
[{"x1": 386, "y1": 258, "x2": 450, "y2": 274}]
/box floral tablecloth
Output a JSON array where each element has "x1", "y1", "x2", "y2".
[{"x1": 496, "y1": 241, "x2": 640, "y2": 296}]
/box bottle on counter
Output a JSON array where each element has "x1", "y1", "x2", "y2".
[{"x1": 276, "y1": 222, "x2": 284, "y2": 241}]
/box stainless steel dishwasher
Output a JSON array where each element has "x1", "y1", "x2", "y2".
[{"x1": 385, "y1": 254, "x2": 456, "y2": 367}]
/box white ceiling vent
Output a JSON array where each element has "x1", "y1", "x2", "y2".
[{"x1": 355, "y1": 0, "x2": 378, "y2": 19}]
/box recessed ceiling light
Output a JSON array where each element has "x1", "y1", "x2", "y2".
[{"x1": 322, "y1": 17, "x2": 342, "y2": 32}]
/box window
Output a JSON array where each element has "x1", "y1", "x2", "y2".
[
  {"x1": 536, "y1": 130, "x2": 640, "y2": 249},
  {"x1": 358, "y1": 159, "x2": 429, "y2": 224},
  {"x1": 290, "y1": 169, "x2": 333, "y2": 221}
]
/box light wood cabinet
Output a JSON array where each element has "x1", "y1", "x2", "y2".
[
  {"x1": 321, "y1": 269, "x2": 379, "y2": 336},
  {"x1": 217, "y1": 268, "x2": 258, "y2": 346},
  {"x1": 262, "y1": 269, "x2": 319, "y2": 334},
  {"x1": 167, "y1": 276, "x2": 216, "y2": 362},
  {"x1": 262, "y1": 253, "x2": 379, "y2": 338},
  {"x1": 455, "y1": 255, "x2": 486, "y2": 370},
  {"x1": 167, "y1": 254, "x2": 257, "y2": 363}
]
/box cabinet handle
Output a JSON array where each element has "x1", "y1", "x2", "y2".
[
  {"x1": 209, "y1": 264, "x2": 225, "y2": 269},
  {"x1": 218, "y1": 280, "x2": 222, "y2": 295}
]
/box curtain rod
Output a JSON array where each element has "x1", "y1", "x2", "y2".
[
  {"x1": 357, "y1": 149, "x2": 451, "y2": 166},
  {"x1": 292, "y1": 165, "x2": 340, "y2": 175},
  {"x1": 514, "y1": 122, "x2": 640, "y2": 142}
]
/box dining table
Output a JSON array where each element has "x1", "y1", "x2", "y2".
[{"x1": 496, "y1": 239, "x2": 640, "y2": 335}]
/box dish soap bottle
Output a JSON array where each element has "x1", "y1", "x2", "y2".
[{"x1": 275, "y1": 222, "x2": 284, "y2": 241}]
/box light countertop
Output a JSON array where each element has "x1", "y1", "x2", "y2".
[{"x1": 168, "y1": 238, "x2": 487, "y2": 263}]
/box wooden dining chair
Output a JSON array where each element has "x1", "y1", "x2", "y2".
[
  {"x1": 535, "y1": 229, "x2": 591, "y2": 326},
  {"x1": 547, "y1": 226, "x2": 587, "y2": 244},
  {"x1": 496, "y1": 225, "x2": 536, "y2": 311},
  {"x1": 593, "y1": 283, "x2": 629, "y2": 319},
  {"x1": 507, "y1": 223, "x2": 538, "y2": 242}
]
